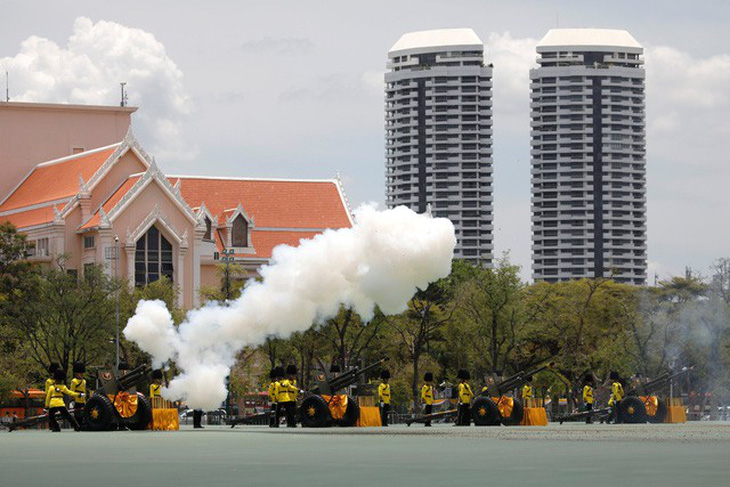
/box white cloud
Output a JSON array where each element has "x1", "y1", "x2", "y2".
[{"x1": 0, "y1": 17, "x2": 196, "y2": 162}]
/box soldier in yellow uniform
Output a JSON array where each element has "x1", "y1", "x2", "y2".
[
  {"x1": 421, "y1": 372, "x2": 435, "y2": 427},
  {"x1": 456, "y1": 369, "x2": 473, "y2": 426},
  {"x1": 521, "y1": 375, "x2": 534, "y2": 403},
  {"x1": 150, "y1": 369, "x2": 163, "y2": 406},
  {"x1": 583, "y1": 374, "x2": 594, "y2": 424},
  {"x1": 46, "y1": 369, "x2": 82, "y2": 432},
  {"x1": 45, "y1": 362, "x2": 59, "y2": 398},
  {"x1": 608, "y1": 371, "x2": 624, "y2": 424},
  {"x1": 269, "y1": 367, "x2": 283, "y2": 428},
  {"x1": 69, "y1": 362, "x2": 87, "y2": 426},
  {"x1": 378, "y1": 369, "x2": 391, "y2": 427},
  {"x1": 278, "y1": 365, "x2": 298, "y2": 427}
]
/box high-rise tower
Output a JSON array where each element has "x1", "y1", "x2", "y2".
[
  {"x1": 530, "y1": 29, "x2": 647, "y2": 284},
  {"x1": 385, "y1": 29, "x2": 493, "y2": 264}
]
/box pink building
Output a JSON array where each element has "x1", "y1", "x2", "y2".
[{"x1": 0, "y1": 102, "x2": 352, "y2": 308}]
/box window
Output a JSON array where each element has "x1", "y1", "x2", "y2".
[
  {"x1": 204, "y1": 217, "x2": 212, "y2": 240},
  {"x1": 135, "y1": 226, "x2": 173, "y2": 287},
  {"x1": 32, "y1": 238, "x2": 49, "y2": 257},
  {"x1": 84, "y1": 235, "x2": 95, "y2": 249},
  {"x1": 232, "y1": 215, "x2": 248, "y2": 247}
]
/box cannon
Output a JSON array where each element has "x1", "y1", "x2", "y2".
[
  {"x1": 226, "y1": 411, "x2": 269, "y2": 427},
  {"x1": 83, "y1": 364, "x2": 153, "y2": 431},
  {"x1": 406, "y1": 362, "x2": 553, "y2": 427},
  {"x1": 472, "y1": 362, "x2": 554, "y2": 426},
  {"x1": 556, "y1": 406, "x2": 612, "y2": 424},
  {"x1": 617, "y1": 366, "x2": 693, "y2": 424},
  {"x1": 299, "y1": 358, "x2": 387, "y2": 428}
]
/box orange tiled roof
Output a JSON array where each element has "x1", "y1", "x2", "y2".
[
  {"x1": 242, "y1": 230, "x2": 320, "y2": 259},
  {"x1": 0, "y1": 145, "x2": 119, "y2": 212},
  {"x1": 1, "y1": 206, "x2": 56, "y2": 229},
  {"x1": 80, "y1": 175, "x2": 141, "y2": 230},
  {"x1": 174, "y1": 177, "x2": 351, "y2": 229}
]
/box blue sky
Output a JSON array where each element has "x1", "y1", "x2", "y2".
[{"x1": 2, "y1": 0, "x2": 729, "y2": 281}]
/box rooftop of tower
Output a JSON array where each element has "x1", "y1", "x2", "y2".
[
  {"x1": 389, "y1": 28, "x2": 483, "y2": 54},
  {"x1": 537, "y1": 28, "x2": 642, "y2": 50}
]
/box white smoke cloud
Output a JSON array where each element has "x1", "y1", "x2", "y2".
[
  {"x1": 124, "y1": 205, "x2": 456, "y2": 409},
  {"x1": 0, "y1": 17, "x2": 195, "y2": 161}
]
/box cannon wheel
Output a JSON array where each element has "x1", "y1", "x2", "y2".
[
  {"x1": 84, "y1": 394, "x2": 115, "y2": 431},
  {"x1": 127, "y1": 394, "x2": 152, "y2": 430},
  {"x1": 299, "y1": 395, "x2": 332, "y2": 428},
  {"x1": 648, "y1": 398, "x2": 668, "y2": 424},
  {"x1": 334, "y1": 395, "x2": 360, "y2": 427},
  {"x1": 501, "y1": 397, "x2": 524, "y2": 426},
  {"x1": 620, "y1": 396, "x2": 647, "y2": 423},
  {"x1": 472, "y1": 397, "x2": 500, "y2": 426}
]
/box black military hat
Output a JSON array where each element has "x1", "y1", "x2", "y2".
[
  {"x1": 584, "y1": 373, "x2": 594, "y2": 384},
  {"x1": 118, "y1": 361, "x2": 130, "y2": 370},
  {"x1": 609, "y1": 371, "x2": 620, "y2": 381},
  {"x1": 286, "y1": 364, "x2": 298, "y2": 376},
  {"x1": 380, "y1": 369, "x2": 391, "y2": 379},
  {"x1": 269, "y1": 369, "x2": 277, "y2": 380},
  {"x1": 330, "y1": 364, "x2": 341, "y2": 374},
  {"x1": 48, "y1": 362, "x2": 60, "y2": 374},
  {"x1": 53, "y1": 369, "x2": 66, "y2": 382},
  {"x1": 424, "y1": 372, "x2": 434, "y2": 382},
  {"x1": 274, "y1": 366, "x2": 286, "y2": 378},
  {"x1": 152, "y1": 369, "x2": 163, "y2": 380},
  {"x1": 72, "y1": 362, "x2": 86, "y2": 374},
  {"x1": 457, "y1": 369, "x2": 470, "y2": 380},
  {"x1": 525, "y1": 375, "x2": 533, "y2": 382}
]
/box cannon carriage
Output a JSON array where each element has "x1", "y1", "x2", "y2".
[{"x1": 83, "y1": 364, "x2": 153, "y2": 431}]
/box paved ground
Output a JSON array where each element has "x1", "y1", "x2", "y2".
[{"x1": 2, "y1": 422, "x2": 729, "y2": 487}]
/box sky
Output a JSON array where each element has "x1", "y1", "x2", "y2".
[{"x1": 1, "y1": 0, "x2": 729, "y2": 282}]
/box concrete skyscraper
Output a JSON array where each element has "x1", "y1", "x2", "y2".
[
  {"x1": 385, "y1": 29, "x2": 493, "y2": 264},
  {"x1": 530, "y1": 29, "x2": 647, "y2": 284}
]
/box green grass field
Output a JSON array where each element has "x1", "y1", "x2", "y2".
[{"x1": 2, "y1": 423, "x2": 729, "y2": 487}]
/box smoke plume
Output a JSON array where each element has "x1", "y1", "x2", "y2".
[{"x1": 124, "y1": 205, "x2": 456, "y2": 409}]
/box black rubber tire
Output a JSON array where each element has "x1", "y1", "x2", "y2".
[
  {"x1": 334, "y1": 395, "x2": 360, "y2": 427},
  {"x1": 501, "y1": 397, "x2": 524, "y2": 426},
  {"x1": 299, "y1": 395, "x2": 332, "y2": 428},
  {"x1": 648, "y1": 398, "x2": 667, "y2": 424},
  {"x1": 471, "y1": 396, "x2": 500, "y2": 426},
  {"x1": 620, "y1": 396, "x2": 647, "y2": 423},
  {"x1": 127, "y1": 394, "x2": 152, "y2": 430},
  {"x1": 84, "y1": 394, "x2": 115, "y2": 431}
]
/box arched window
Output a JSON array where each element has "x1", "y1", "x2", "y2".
[
  {"x1": 135, "y1": 225, "x2": 173, "y2": 286},
  {"x1": 203, "y1": 216, "x2": 212, "y2": 240},
  {"x1": 232, "y1": 215, "x2": 248, "y2": 247}
]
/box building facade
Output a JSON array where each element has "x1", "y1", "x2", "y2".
[
  {"x1": 530, "y1": 29, "x2": 647, "y2": 284},
  {"x1": 0, "y1": 102, "x2": 353, "y2": 308},
  {"x1": 385, "y1": 28, "x2": 493, "y2": 264}
]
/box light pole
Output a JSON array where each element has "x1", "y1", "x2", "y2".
[
  {"x1": 114, "y1": 235, "x2": 120, "y2": 369},
  {"x1": 220, "y1": 247, "x2": 235, "y2": 416},
  {"x1": 221, "y1": 248, "x2": 235, "y2": 302}
]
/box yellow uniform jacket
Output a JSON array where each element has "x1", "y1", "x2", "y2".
[
  {"x1": 46, "y1": 384, "x2": 80, "y2": 409},
  {"x1": 277, "y1": 379, "x2": 292, "y2": 403},
  {"x1": 45, "y1": 378, "x2": 55, "y2": 394},
  {"x1": 611, "y1": 381, "x2": 624, "y2": 402},
  {"x1": 268, "y1": 381, "x2": 279, "y2": 403},
  {"x1": 583, "y1": 385, "x2": 594, "y2": 404},
  {"x1": 288, "y1": 379, "x2": 298, "y2": 402},
  {"x1": 378, "y1": 383, "x2": 391, "y2": 405},
  {"x1": 149, "y1": 383, "x2": 162, "y2": 398},
  {"x1": 521, "y1": 384, "x2": 533, "y2": 400},
  {"x1": 421, "y1": 384, "x2": 434, "y2": 405},
  {"x1": 70, "y1": 378, "x2": 87, "y2": 404},
  {"x1": 458, "y1": 382, "x2": 473, "y2": 405}
]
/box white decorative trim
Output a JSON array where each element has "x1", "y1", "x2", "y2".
[
  {"x1": 333, "y1": 176, "x2": 354, "y2": 226},
  {"x1": 99, "y1": 207, "x2": 111, "y2": 229},
  {"x1": 53, "y1": 205, "x2": 63, "y2": 223},
  {"x1": 0, "y1": 197, "x2": 72, "y2": 216},
  {"x1": 167, "y1": 174, "x2": 338, "y2": 184},
  {"x1": 126, "y1": 204, "x2": 185, "y2": 246},
  {"x1": 78, "y1": 175, "x2": 90, "y2": 195}
]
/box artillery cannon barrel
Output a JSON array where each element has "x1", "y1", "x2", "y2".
[
  {"x1": 497, "y1": 362, "x2": 554, "y2": 395},
  {"x1": 117, "y1": 364, "x2": 152, "y2": 390},
  {"x1": 311, "y1": 358, "x2": 387, "y2": 395},
  {"x1": 642, "y1": 366, "x2": 693, "y2": 395}
]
